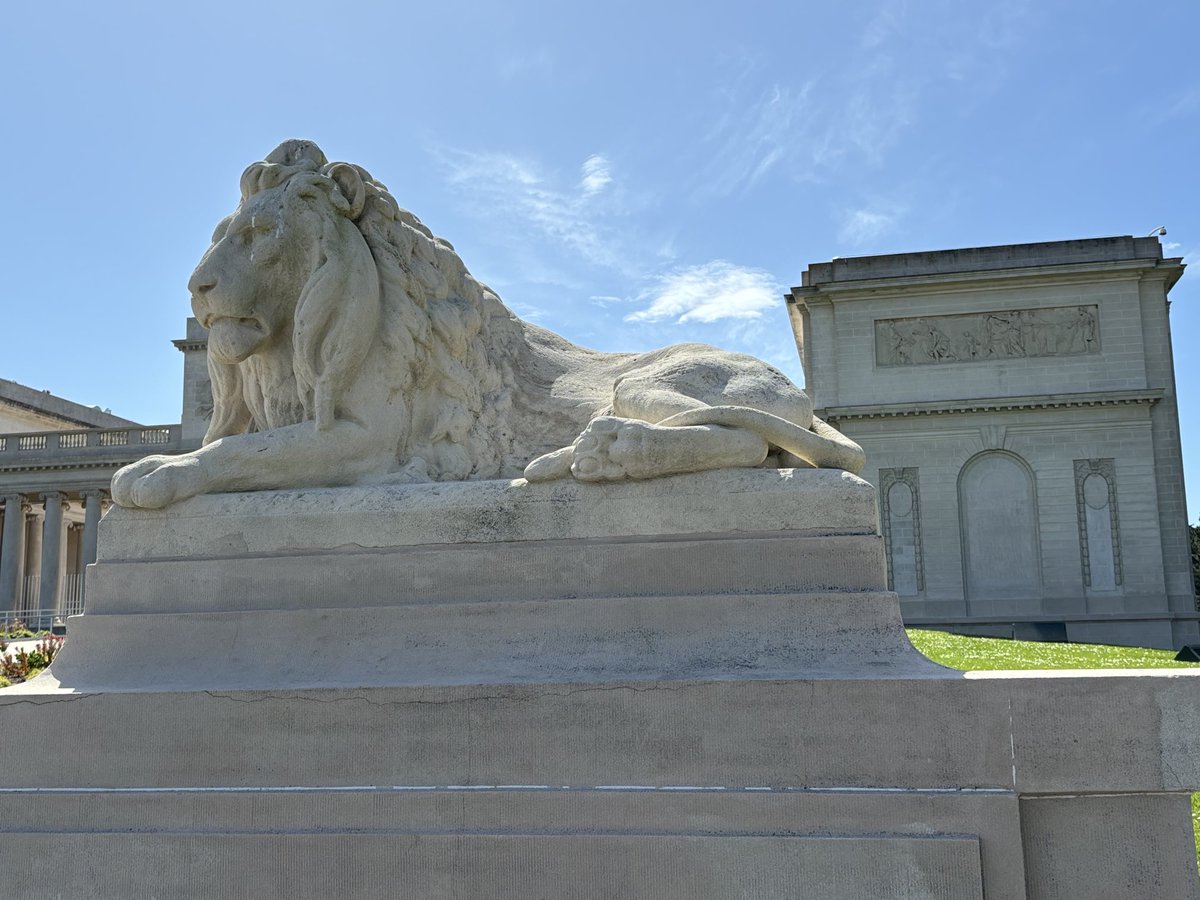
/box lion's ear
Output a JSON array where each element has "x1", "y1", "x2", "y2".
[
  {"x1": 326, "y1": 163, "x2": 366, "y2": 220},
  {"x1": 240, "y1": 162, "x2": 293, "y2": 201}
]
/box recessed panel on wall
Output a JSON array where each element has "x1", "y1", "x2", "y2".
[
  {"x1": 959, "y1": 453, "x2": 1041, "y2": 601},
  {"x1": 1074, "y1": 459, "x2": 1122, "y2": 592},
  {"x1": 875, "y1": 305, "x2": 1100, "y2": 367},
  {"x1": 879, "y1": 468, "x2": 923, "y2": 596}
]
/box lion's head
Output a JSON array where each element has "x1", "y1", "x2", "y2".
[{"x1": 190, "y1": 140, "x2": 511, "y2": 480}]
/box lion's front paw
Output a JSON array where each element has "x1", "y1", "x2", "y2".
[{"x1": 111, "y1": 455, "x2": 210, "y2": 509}]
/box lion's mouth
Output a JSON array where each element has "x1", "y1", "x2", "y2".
[{"x1": 207, "y1": 316, "x2": 268, "y2": 364}]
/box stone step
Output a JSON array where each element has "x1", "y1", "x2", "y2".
[
  {"x1": 95, "y1": 468, "x2": 878, "y2": 562},
  {"x1": 0, "y1": 785, "x2": 1017, "y2": 840},
  {"x1": 49, "y1": 590, "x2": 927, "y2": 691},
  {"x1": 85, "y1": 532, "x2": 887, "y2": 615},
  {"x1": 0, "y1": 831, "x2": 984, "y2": 900}
]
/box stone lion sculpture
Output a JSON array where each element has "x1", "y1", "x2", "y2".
[{"x1": 111, "y1": 140, "x2": 864, "y2": 509}]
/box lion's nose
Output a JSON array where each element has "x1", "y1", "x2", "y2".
[{"x1": 189, "y1": 273, "x2": 216, "y2": 296}]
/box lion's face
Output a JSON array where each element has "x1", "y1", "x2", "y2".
[{"x1": 188, "y1": 184, "x2": 324, "y2": 365}]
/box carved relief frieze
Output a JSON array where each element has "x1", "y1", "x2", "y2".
[
  {"x1": 875, "y1": 305, "x2": 1100, "y2": 367},
  {"x1": 1074, "y1": 458, "x2": 1122, "y2": 590},
  {"x1": 879, "y1": 467, "x2": 924, "y2": 596}
]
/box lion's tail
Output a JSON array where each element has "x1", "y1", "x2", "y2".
[{"x1": 656, "y1": 406, "x2": 866, "y2": 475}]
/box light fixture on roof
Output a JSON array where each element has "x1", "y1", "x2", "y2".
[{"x1": 1147, "y1": 226, "x2": 1167, "y2": 237}]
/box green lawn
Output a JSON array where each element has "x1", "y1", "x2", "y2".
[
  {"x1": 907, "y1": 628, "x2": 1200, "y2": 872},
  {"x1": 907, "y1": 628, "x2": 1199, "y2": 670}
]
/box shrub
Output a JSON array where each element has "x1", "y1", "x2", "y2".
[
  {"x1": 0, "y1": 619, "x2": 38, "y2": 641},
  {"x1": 0, "y1": 636, "x2": 64, "y2": 684}
]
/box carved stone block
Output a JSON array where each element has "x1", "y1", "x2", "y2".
[{"x1": 875, "y1": 305, "x2": 1100, "y2": 367}]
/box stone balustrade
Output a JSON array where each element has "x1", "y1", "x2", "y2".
[
  {"x1": 0, "y1": 425, "x2": 181, "y2": 461},
  {"x1": 0, "y1": 425, "x2": 187, "y2": 623}
]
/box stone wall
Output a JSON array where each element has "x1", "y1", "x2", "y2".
[{"x1": 789, "y1": 236, "x2": 1198, "y2": 648}]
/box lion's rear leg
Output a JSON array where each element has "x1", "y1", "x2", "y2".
[
  {"x1": 523, "y1": 381, "x2": 771, "y2": 483},
  {"x1": 523, "y1": 415, "x2": 769, "y2": 482},
  {"x1": 568, "y1": 416, "x2": 769, "y2": 481}
]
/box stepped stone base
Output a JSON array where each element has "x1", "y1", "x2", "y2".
[{"x1": 2, "y1": 469, "x2": 1198, "y2": 899}]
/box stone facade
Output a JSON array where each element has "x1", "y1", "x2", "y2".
[
  {"x1": 8, "y1": 461, "x2": 1200, "y2": 898},
  {"x1": 0, "y1": 327, "x2": 210, "y2": 625},
  {"x1": 788, "y1": 235, "x2": 1199, "y2": 649}
]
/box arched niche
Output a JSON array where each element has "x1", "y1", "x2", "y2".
[
  {"x1": 879, "y1": 468, "x2": 923, "y2": 597},
  {"x1": 1074, "y1": 458, "x2": 1122, "y2": 592},
  {"x1": 958, "y1": 451, "x2": 1042, "y2": 602}
]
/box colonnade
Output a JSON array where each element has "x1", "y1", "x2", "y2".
[{"x1": 0, "y1": 490, "x2": 107, "y2": 619}]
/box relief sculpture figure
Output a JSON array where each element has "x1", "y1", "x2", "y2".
[
  {"x1": 111, "y1": 140, "x2": 864, "y2": 508},
  {"x1": 877, "y1": 306, "x2": 1100, "y2": 367}
]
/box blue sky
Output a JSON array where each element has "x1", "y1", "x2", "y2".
[{"x1": 3, "y1": 1, "x2": 1200, "y2": 513}]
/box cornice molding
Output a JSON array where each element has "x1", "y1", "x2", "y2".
[
  {"x1": 818, "y1": 389, "x2": 1163, "y2": 421},
  {"x1": 789, "y1": 257, "x2": 1183, "y2": 306}
]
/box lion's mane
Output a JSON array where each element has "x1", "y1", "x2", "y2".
[{"x1": 207, "y1": 140, "x2": 519, "y2": 482}]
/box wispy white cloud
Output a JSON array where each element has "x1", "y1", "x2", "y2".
[
  {"x1": 839, "y1": 209, "x2": 893, "y2": 244},
  {"x1": 626, "y1": 261, "x2": 781, "y2": 324},
  {"x1": 697, "y1": 2, "x2": 1036, "y2": 194},
  {"x1": 837, "y1": 201, "x2": 907, "y2": 245},
  {"x1": 580, "y1": 155, "x2": 612, "y2": 195},
  {"x1": 699, "y1": 82, "x2": 813, "y2": 197},
  {"x1": 839, "y1": 87, "x2": 917, "y2": 167},
  {"x1": 434, "y1": 146, "x2": 629, "y2": 272},
  {"x1": 441, "y1": 151, "x2": 539, "y2": 187}
]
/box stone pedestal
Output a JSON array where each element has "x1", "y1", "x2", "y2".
[{"x1": 2, "y1": 469, "x2": 1197, "y2": 899}]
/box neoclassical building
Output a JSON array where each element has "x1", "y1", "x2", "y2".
[
  {"x1": 0, "y1": 321, "x2": 209, "y2": 627},
  {"x1": 788, "y1": 235, "x2": 1198, "y2": 649},
  {"x1": 5, "y1": 241, "x2": 1198, "y2": 649}
]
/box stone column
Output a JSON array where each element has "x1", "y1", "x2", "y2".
[
  {"x1": 38, "y1": 492, "x2": 68, "y2": 615},
  {"x1": 0, "y1": 495, "x2": 28, "y2": 613},
  {"x1": 80, "y1": 490, "x2": 105, "y2": 568},
  {"x1": 24, "y1": 508, "x2": 42, "y2": 610}
]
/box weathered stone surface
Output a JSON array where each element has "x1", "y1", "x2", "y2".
[
  {"x1": 0, "y1": 789, "x2": 1016, "y2": 898},
  {"x1": 1021, "y1": 793, "x2": 1200, "y2": 900},
  {"x1": 109, "y1": 140, "x2": 863, "y2": 510},
  {"x1": 87, "y1": 534, "x2": 887, "y2": 614},
  {"x1": 97, "y1": 467, "x2": 877, "y2": 560},
  {"x1": 39, "y1": 591, "x2": 916, "y2": 691},
  {"x1": 35, "y1": 470, "x2": 902, "y2": 691},
  {"x1": 1, "y1": 832, "x2": 986, "y2": 900},
  {"x1": 2, "y1": 672, "x2": 1197, "y2": 898},
  {"x1": 975, "y1": 668, "x2": 1200, "y2": 793}
]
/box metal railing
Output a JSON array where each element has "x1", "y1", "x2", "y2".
[
  {"x1": 20, "y1": 574, "x2": 39, "y2": 608},
  {"x1": 2, "y1": 574, "x2": 87, "y2": 632},
  {"x1": 61, "y1": 572, "x2": 84, "y2": 608}
]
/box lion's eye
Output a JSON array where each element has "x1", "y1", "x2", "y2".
[{"x1": 239, "y1": 220, "x2": 275, "y2": 242}]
